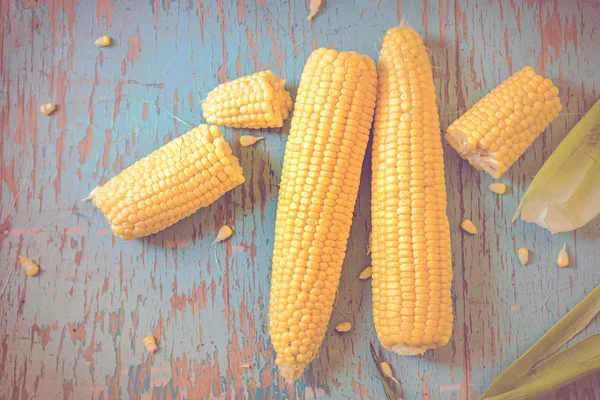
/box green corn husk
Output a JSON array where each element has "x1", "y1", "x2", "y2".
[
  {"x1": 513, "y1": 98, "x2": 600, "y2": 233},
  {"x1": 482, "y1": 285, "x2": 600, "y2": 400}
]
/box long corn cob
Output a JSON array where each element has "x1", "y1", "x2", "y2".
[
  {"x1": 88, "y1": 125, "x2": 244, "y2": 240},
  {"x1": 371, "y1": 26, "x2": 453, "y2": 355},
  {"x1": 446, "y1": 66, "x2": 561, "y2": 178},
  {"x1": 269, "y1": 48, "x2": 378, "y2": 380},
  {"x1": 202, "y1": 70, "x2": 293, "y2": 129}
]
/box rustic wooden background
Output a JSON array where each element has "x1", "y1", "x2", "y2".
[{"x1": 1, "y1": 0, "x2": 600, "y2": 398}]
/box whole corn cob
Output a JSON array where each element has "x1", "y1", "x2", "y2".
[
  {"x1": 446, "y1": 66, "x2": 561, "y2": 179},
  {"x1": 269, "y1": 48, "x2": 378, "y2": 380},
  {"x1": 202, "y1": 70, "x2": 293, "y2": 129},
  {"x1": 88, "y1": 125, "x2": 244, "y2": 240},
  {"x1": 371, "y1": 26, "x2": 453, "y2": 355}
]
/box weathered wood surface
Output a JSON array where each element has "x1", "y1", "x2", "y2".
[{"x1": 1, "y1": 0, "x2": 599, "y2": 398}]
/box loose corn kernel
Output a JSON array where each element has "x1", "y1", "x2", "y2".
[
  {"x1": 143, "y1": 336, "x2": 158, "y2": 353},
  {"x1": 518, "y1": 248, "x2": 529, "y2": 265},
  {"x1": 461, "y1": 219, "x2": 478, "y2": 234},
  {"x1": 39, "y1": 103, "x2": 56, "y2": 115},
  {"x1": 379, "y1": 362, "x2": 400, "y2": 384},
  {"x1": 240, "y1": 136, "x2": 264, "y2": 147},
  {"x1": 488, "y1": 182, "x2": 507, "y2": 195},
  {"x1": 557, "y1": 243, "x2": 569, "y2": 267},
  {"x1": 371, "y1": 26, "x2": 453, "y2": 356},
  {"x1": 359, "y1": 266, "x2": 372, "y2": 280},
  {"x1": 269, "y1": 48, "x2": 378, "y2": 381},
  {"x1": 335, "y1": 322, "x2": 352, "y2": 333},
  {"x1": 95, "y1": 35, "x2": 112, "y2": 47},
  {"x1": 446, "y1": 66, "x2": 561, "y2": 179},
  {"x1": 307, "y1": 0, "x2": 322, "y2": 20},
  {"x1": 19, "y1": 257, "x2": 39, "y2": 277},
  {"x1": 88, "y1": 125, "x2": 245, "y2": 240},
  {"x1": 202, "y1": 71, "x2": 292, "y2": 129},
  {"x1": 213, "y1": 225, "x2": 233, "y2": 245}
]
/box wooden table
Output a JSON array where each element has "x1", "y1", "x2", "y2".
[{"x1": 1, "y1": 0, "x2": 599, "y2": 398}]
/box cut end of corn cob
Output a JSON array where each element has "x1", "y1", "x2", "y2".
[
  {"x1": 89, "y1": 125, "x2": 244, "y2": 240},
  {"x1": 335, "y1": 322, "x2": 352, "y2": 333},
  {"x1": 518, "y1": 247, "x2": 529, "y2": 265},
  {"x1": 95, "y1": 35, "x2": 112, "y2": 47},
  {"x1": 557, "y1": 243, "x2": 569, "y2": 267},
  {"x1": 202, "y1": 71, "x2": 292, "y2": 129},
  {"x1": 488, "y1": 182, "x2": 507, "y2": 195},
  {"x1": 269, "y1": 48, "x2": 378, "y2": 380},
  {"x1": 371, "y1": 26, "x2": 453, "y2": 356},
  {"x1": 461, "y1": 219, "x2": 478, "y2": 234},
  {"x1": 40, "y1": 102, "x2": 56, "y2": 115},
  {"x1": 446, "y1": 66, "x2": 561, "y2": 179}
]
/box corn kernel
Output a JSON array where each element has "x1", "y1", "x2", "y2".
[
  {"x1": 557, "y1": 243, "x2": 569, "y2": 267},
  {"x1": 518, "y1": 248, "x2": 529, "y2": 265},
  {"x1": 307, "y1": 0, "x2": 321, "y2": 20},
  {"x1": 213, "y1": 225, "x2": 233, "y2": 244},
  {"x1": 39, "y1": 103, "x2": 56, "y2": 115},
  {"x1": 19, "y1": 257, "x2": 39, "y2": 277},
  {"x1": 488, "y1": 182, "x2": 507, "y2": 194},
  {"x1": 461, "y1": 219, "x2": 478, "y2": 235},
  {"x1": 359, "y1": 266, "x2": 372, "y2": 280},
  {"x1": 379, "y1": 361, "x2": 400, "y2": 384},
  {"x1": 95, "y1": 35, "x2": 112, "y2": 47},
  {"x1": 240, "y1": 136, "x2": 264, "y2": 147},
  {"x1": 334, "y1": 322, "x2": 352, "y2": 333},
  {"x1": 143, "y1": 336, "x2": 158, "y2": 353}
]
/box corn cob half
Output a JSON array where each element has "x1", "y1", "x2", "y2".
[
  {"x1": 446, "y1": 66, "x2": 561, "y2": 178},
  {"x1": 371, "y1": 26, "x2": 453, "y2": 355},
  {"x1": 202, "y1": 70, "x2": 293, "y2": 129},
  {"x1": 88, "y1": 125, "x2": 244, "y2": 240},
  {"x1": 269, "y1": 48, "x2": 378, "y2": 380}
]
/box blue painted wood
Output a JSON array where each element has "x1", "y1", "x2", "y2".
[{"x1": 1, "y1": 0, "x2": 599, "y2": 398}]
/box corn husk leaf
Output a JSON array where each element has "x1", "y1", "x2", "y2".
[
  {"x1": 513, "y1": 98, "x2": 600, "y2": 233},
  {"x1": 370, "y1": 342, "x2": 404, "y2": 400},
  {"x1": 482, "y1": 284, "x2": 600, "y2": 399}
]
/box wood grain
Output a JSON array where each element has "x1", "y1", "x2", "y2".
[{"x1": 1, "y1": 0, "x2": 599, "y2": 398}]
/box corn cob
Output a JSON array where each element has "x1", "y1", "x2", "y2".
[
  {"x1": 88, "y1": 125, "x2": 244, "y2": 240},
  {"x1": 371, "y1": 26, "x2": 453, "y2": 355},
  {"x1": 202, "y1": 70, "x2": 293, "y2": 129},
  {"x1": 269, "y1": 48, "x2": 378, "y2": 380},
  {"x1": 446, "y1": 66, "x2": 561, "y2": 179}
]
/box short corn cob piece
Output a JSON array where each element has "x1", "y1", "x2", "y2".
[
  {"x1": 88, "y1": 125, "x2": 244, "y2": 240},
  {"x1": 269, "y1": 48, "x2": 378, "y2": 380},
  {"x1": 202, "y1": 70, "x2": 293, "y2": 129},
  {"x1": 371, "y1": 26, "x2": 453, "y2": 356},
  {"x1": 446, "y1": 66, "x2": 561, "y2": 179}
]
